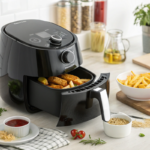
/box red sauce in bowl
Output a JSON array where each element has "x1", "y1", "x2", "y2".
[{"x1": 5, "y1": 119, "x2": 29, "y2": 127}]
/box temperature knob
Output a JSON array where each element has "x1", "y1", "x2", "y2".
[
  {"x1": 49, "y1": 35, "x2": 62, "y2": 45},
  {"x1": 61, "y1": 50, "x2": 75, "y2": 63}
]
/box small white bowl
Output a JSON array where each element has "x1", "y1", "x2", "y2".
[
  {"x1": 103, "y1": 112, "x2": 132, "y2": 138},
  {"x1": 116, "y1": 70, "x2": 150, "y2": 101},
  {"x1": 3, "y1": 116, "x2": 30, "y2": 138}
]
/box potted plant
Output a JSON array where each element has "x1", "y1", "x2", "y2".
[{"x1": 133, "y1": 3, "x2": 150, "y2": 53}]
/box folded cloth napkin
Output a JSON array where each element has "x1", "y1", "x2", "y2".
[{"x1": 0, "y1": 128, "x2": 70, "y2": 150}]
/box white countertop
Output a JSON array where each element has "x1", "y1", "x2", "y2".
[{"x1": 0, "y1": 35, "x2": 150, "y2": 150}]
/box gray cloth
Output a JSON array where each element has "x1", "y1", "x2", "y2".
[{"x1": 0, "y1": 128, "x2": 70, "y2": 150}]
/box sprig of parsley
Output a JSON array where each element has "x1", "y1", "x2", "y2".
[
  {"x1": 0, "y1": 108, "x2": 7, "y2": 116},
  {"x1": 79, "y1": 135, "x2": 106, "y2": 146}
]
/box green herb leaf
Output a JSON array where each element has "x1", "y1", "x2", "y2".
[
  {"x1": 0, "y1": 108, "x2": 7, "y2": 116},
  {"x1": 139, "y1": 133, "x2": 145, "y2": 137},
  {"x1": 80, "y1": 135, "x2": 106, "y2": 146},
  {"x1": 133, "y1": 3, "x2": 150, "y2": 26}
]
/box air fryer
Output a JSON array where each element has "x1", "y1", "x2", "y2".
[{"x1": 0, "y1": 20, "x2": 110, "y2": 126}]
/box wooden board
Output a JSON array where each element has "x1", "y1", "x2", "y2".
[
  {"x1": 132, "y1": 54, "x2": 150, "y2": 70},
  {"x1": 116, "y1": 91, "x2": 150, "y2": 116}
]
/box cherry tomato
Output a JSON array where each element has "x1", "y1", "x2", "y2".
[
  {"x1": 71, "y1": 129, "x2": 78, "y2": 139},
  {"x1": 77, "y1": 130, "x2": 86, "y2": 139}
]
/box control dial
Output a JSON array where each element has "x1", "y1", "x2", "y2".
[
  {"x1": 61, "y1": 50, "x2": 75, "y2": 63},
  {"x1": 49, "y1": 35, "x2": 62, "y2": 45}
]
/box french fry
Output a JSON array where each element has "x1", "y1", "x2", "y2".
[
  {"x1": 131, "y1": 71, "x2": 136, "y2": 76},
  {"x1": 69, "y1": 81, "x2": 74, "y2": 88},
  {"x1": 138, "y1": 84, "x2": 145, "y2": 88},
  {"x1": 133, "y1": 77, "x2": 144, "y2": 88},
  {"x1": 124, "y1": 80, "x2": 128, "y2": 86},
  {"x1": 146, "y1": 84, "x2": 150, "y2": 89},
  {"x1": 142, "y1": 79, "x2": 148, "y2": 86},
  {"x1": 131, "y1": 75, "x2": 134, "y2": 80},
  {"x1": 81, "y1": 79, "x2": 90, "y2": 83},
  {"x1": 117, "y1": 79, "x2": 126, "y2": 85},
  {"x1": 129, "y1": 75, "x2": 139, "y2": 85},
  {"x1": 127, "y1": 76, "x2": 131, "y2": 83},
  {"x1": 118, "y1": 71, "x2": 150, "y2": 89},
  {"x1": 144, "y1": 76, "x2": 150, "y2": 82},
  {"x1": 127, "y1": 85, "x2": 132, "y2": 87},
  {"x1": 129, "y1": 80, "x2": 138, "y2": 86}
]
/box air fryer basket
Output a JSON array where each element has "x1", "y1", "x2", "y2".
[{"x1": 24, "y1": 67, "x2": 96, "y2": 115}]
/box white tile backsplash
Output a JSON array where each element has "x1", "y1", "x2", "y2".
[
  {"x1": 0, "y1": 1, "x2": 1, "y2": 16},
  {"x1": 0, "y1": 14, "x2": 14, "y2": 31},
  {"x1": 15, "y1": 10, "x2": 39, "y2": 21},
  {"x1": 39, "y1": 6, "x2": 56, "y2": 23},
  {"x1": 1, "y1": 0, "x2": 27, "y2": 15},
  {"x1": 38, "y1": 0, "x2": 59, "y2": 7},
  {"x1": 27, "y1": 0, "x2": 40, "y2": 10}
]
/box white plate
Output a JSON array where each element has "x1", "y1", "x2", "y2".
[{"x1": 0, "y1": 123, "x2": 39, "y2": 146}]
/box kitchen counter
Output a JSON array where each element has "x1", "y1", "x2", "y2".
[{"x1": 0, "y1": 35, "x2": 150, "y2": 150}]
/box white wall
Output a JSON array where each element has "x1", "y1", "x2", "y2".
[
  {"x1": 107, "y1": 0, "x2": 149, "y2": 38},
  {"x1": 0, "y1": 0, "x2": 149, "y2": 50}
]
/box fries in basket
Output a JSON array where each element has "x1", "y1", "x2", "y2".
[{"x1": 117, "y1": 71, "x2": 150, "y2": 89}]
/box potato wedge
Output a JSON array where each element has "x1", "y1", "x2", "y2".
[
  {"x1": 69, "y1": 81, "x2": 74, "y2": 88},
  {"x1": 38, "y1": 77, "x2": 48, "y2": 85},
  {"x1": 63, "y1": 85, "x2": 70, "y2": 89}
]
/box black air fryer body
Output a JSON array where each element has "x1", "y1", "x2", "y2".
[{"x1": 0, "y1": 20, "x2": 110, "y2": 126}]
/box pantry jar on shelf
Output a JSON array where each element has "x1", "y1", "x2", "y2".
[
  {"x1": 82, "y1": 0, "x2": 93, "y2": 31},
  {"x1": 57, "y1": 1, "x2": 71, "y2": 31},
  {"x1": 71, "y1": 0, "x2": 82, "y2": 34},
  {"x1": 90, "y1": 22, "x2": 106, "y2": 52}
]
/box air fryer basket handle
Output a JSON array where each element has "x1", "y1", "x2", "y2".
[{"x1": 91, "y1": 88, "x2": 110, "y2": 122}]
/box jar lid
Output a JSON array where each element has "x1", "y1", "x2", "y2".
[
  {"x1": 90, "y1": 22, "x2": 105, "y2": 30},
  {"x1": 57, "y1": 1, "x2": 71, "y2": 7},
  {"x1": 71, "y1": 0, "x2": 82, "y2": 5}
]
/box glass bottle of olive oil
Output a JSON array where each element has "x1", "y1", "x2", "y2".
[{"x1": 104, "y1": 29, "x2": 130, "y2": 64}]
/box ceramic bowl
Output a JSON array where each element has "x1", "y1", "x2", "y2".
[
  {"x1": 3, "y1": 116, "x2": 30, "y2": 138},
  {"x1": 116, "y1": 70, "x2": 150, "y2": 101},
  {"x1": 103, "y1": 112, "x2": 132, "y2": 138}
]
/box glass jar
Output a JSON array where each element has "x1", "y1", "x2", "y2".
[
  {"x1": 82, "y1": 0, "x2": 93, "y2": 31},
  {"x1": 57, "y1": 1, "x2": 71, "y2": 31},
  {"x1": 90, "y1": 22, "x2": 106, "y2": 52},
  {"x1": 71, "y1": 0, "x2": 82, "y2": 34},
  {"x1": 94, "y1": 0, "x2": 107, "y2": 25},
  {"x1": 104, "y1": 29, "x2": 130, "y2": 64}
]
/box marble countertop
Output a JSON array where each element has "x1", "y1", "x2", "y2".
[{"x1": 0, "y1": 35, "x2": 150, "y2": 150}]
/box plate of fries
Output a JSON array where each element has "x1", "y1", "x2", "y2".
[{"x1": 116, "y1": 71, "x2": 150, "y2": 101}]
